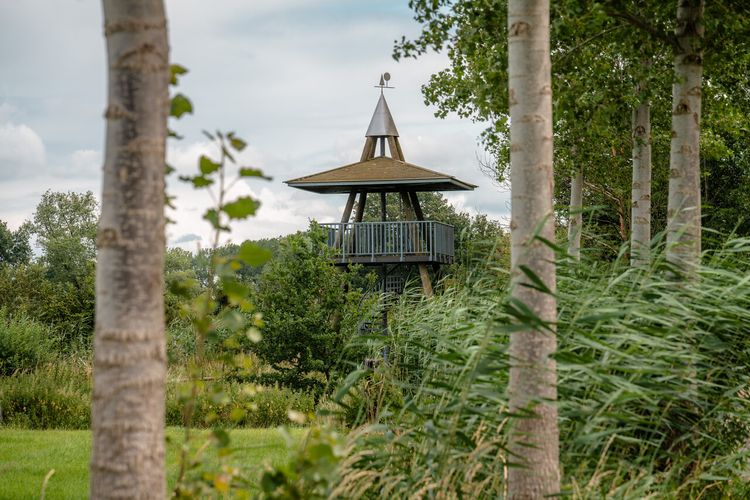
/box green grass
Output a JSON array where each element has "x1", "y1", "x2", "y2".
[{"x1": 0, "y1": 427, "x2": 304, "y2": 499}]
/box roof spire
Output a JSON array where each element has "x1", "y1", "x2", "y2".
[{"x1": 366, "y1": 73, "x2": 399, "y2": 137}]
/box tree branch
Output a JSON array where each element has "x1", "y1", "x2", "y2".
[{"x1": 604, "y1": 7, "x2": 679, "y2": 50}]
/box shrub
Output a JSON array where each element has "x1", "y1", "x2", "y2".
[
  {"x1": 0, "y1": 264, "x2": 94, "y2": 350},
  {"x1": 252, "y1": 225, "x2": 376, "y2": 390},
  {"x1": 0, "y1": 310, "x2": 58, "y2": 375},
  {"x1": 166, "y1": 381, "x2": 314, "y2": 428},
  {"x1": 166, "y1": 320, "x2": 197, "y2": 363},
  {"x1": 0, "y1": 363, "x2": 91, "y2": 429}
]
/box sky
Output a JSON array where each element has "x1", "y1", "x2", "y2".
[{"x1": 0, "y1": 0, "x2": 510, "y2": 250}]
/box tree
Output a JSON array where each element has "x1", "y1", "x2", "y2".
[
  {"x1": 630, "y1": 86, "x2": 653, "y2": 266},
  {"x1": 666, "y1": 0, "x2": 704, "y2": 272},
  {"x1": 91, "y1": 0, "x2": 169, "y2": 497},
  {"x1": 253, "y1": 226, "x2": 370, "y2": 391},
  {"x1": 567, "y1": 169, "x2": 583, "y2": 260},
  {"x1": 0, "y1": 220, "x2": 32, "y2": 267},
  {"x1": 31, "y1": 190, "x2": 98, "y2": 283},
  {"x1": 506, "y1": 0, "x2": 560, "y2": 496}
]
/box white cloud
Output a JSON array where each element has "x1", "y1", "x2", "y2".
[
  {"x1": 1, "y1": 0, "x2": 511, "y2": 240},
  {"x1": 69, "y1": 149, "x2": 101, "y2": 177},
  {"x1": 0, "y1": 121, "x2": 46, "y2": 177}
]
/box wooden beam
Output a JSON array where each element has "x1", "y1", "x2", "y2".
[
  {"x1": 408, "y1": 191, "x2": 425, "y2": 221},
  {"x1": 334, "y1": 191, "x2": 357, "y2": 248},
  {"x1": 361, "y1": 137, "x2": 377, "y2": 162},
  {"x1": 387, "y1": 136, "x2": 404, "y2": 161},
  {"x1": 410, "y1": 190, "x2": 441, "y2": 282},
  {"x1": 400, "y1": 191, "x2": 433, "y2": 297},
  {"x1": 380, "y1": 192, "x2": 387, "y2": 222},
  {"x1": 354, "y1": 192, "x2": 368, "y2": 222}
]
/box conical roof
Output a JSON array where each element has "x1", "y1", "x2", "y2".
[
  {"x1": 285, "y1": 156, "x2": 476, "y2": 194},
  {"x1": 365, "y1": 94, "x2": 399, "y2": 137}
]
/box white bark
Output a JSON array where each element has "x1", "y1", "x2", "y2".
[
  {"x1": 507, "y1": 0, "x2": 559, "y2": 497},
  {"x1": 667, "y1": 0, "x2": 704, "y2": 273},
  {"x1": 91, "y1": 1, "x2": 169, "y2": 498},
  {"x1": 631, "y1": 100, "x2": 652, "y2": 267},
  {"x1": 567, "y1": 169, "x2": 583, "y2": 261}
]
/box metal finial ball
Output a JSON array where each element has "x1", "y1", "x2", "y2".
[{"x1": 383, "y1": 72, "x2": 391, "y2": 82}]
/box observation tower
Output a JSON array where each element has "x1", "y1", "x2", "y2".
[{"x1": 285, "y1": 74, "x2": 476, "y2": 298}]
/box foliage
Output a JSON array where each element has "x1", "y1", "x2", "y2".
[
  {"x1": 253, "y1": 224, "x2": 375, "y2": 390},
  {"x1": 165, "y1": 248, "x2": 201, "y2": 325},
  {"x1": 190, "y1": 237, "x2": 279, "y2": 290},
  {"x1": 0, "y1": 263, "x2": 94, "y2": 349},
  {"x1": 0, "y1": 220, "x2": 32, "y2": 267},
  {"x1": 330, "y1": 237, "x2": 750, "y2": 497},
  {"x1": 171, "y1": 127, "x2": 272, "y2": 496},
  {"x1": 335, "y1": 365, "x2": 404, "y2": 428},
  {"x1": 166, "y1": 382, "x2": 314, "y2": 429},
  {"x1": 258, "y1": 426, "x2": 348, "y2": 499},
  {"x1": 0, "y1": 191, "x2": 100, "y2": 350},
  {"x1": 0, "y1": 310, "x2": 58, "y2": 375},
  {"x1": 397, "y1": 1, "x2": 750, "y2": 253},
  {"x1": 0, "y1": 363, "x2": 91, "y2": 429},
  {"x1": 31, "y1": 190, "x2": 98, "y2": 284}
]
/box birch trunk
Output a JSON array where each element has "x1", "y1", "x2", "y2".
[
  {"x1": 631, "y1": 100, "x2": 652, "y2": 267},
  {"x1": 507, "y1": 0, "x2": 559, "y2": 496},
  {"x1": 666, "y1": 0, "x2": 704, "y2": 272},
  {"x1": 91, "y1": 1, "x2": 169, "y2": 497},
  {"x1": 567, "y1": 169, "x2": 583, "y2": 260}
]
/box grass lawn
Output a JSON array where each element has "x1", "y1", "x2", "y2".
[{"x1": 0, "y1": 427, "x2": 305, "y2": 499}]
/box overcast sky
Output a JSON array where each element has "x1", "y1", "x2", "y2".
[{"x1": 0, "y1": 0, "x2": 510, "y2": 249}]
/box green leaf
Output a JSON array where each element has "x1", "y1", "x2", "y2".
[
  {"x1": 179, "y1": 175, "x2": 213, "y2": 188},
  {"x1": 237, "y1": 241, "x2": 272, "y2": 266},
  {"x1": 222, "y1": 280, "x2": 250, "y2": 304},
  {"x1": 212, "y1": 428, "x2": 230, "y2": 448},
  {"x1": 165, "y1": 194, "x2": 176, "y2": 209},
  {"x1": 239, "y1": 167, "x2": 272, "y2": 180},
  {"x1": 199, "y1": 155, "x2": 221, "y2": 175},
  {"x1": 227, "y1": 132, "x2": 247, "y2": 152},
  {"x1": 165, "y1": 164, "x2": 175, "y2": 175},
  {"x1": 170, "y1": 93, "x2": 193, "y2": 118},
  {"x1": 167, "y1": 128, "x2": 183, "y2": 139},
  {"x1": 203, "y1": 209, "x2": 228, "y2": 231},
  {"x1": 222, "y1": 196, "x2": 260, "y2": 219},
  {"x1": 169, "y1": 64, "x2": 188, "y2": 85}
]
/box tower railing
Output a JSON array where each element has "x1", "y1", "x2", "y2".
[{"x1": 320, "y1": 221, "x2": 455, "y2": 264}]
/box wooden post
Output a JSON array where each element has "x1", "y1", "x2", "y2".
[
  {"x1": 408, "y1": 191, "x2": 425, "y2": 221},
  {"x1": 400, "y1": 191, "x2": 433, "y2": 297},
  {"x1": 354, "y1": 192, "x2": 367, "y2": 222},
  {"x1": 334, "y1": 191, "x2": 357, "y2": 249},
  {"x1": 361, "y1": 137, "x2": 377, "y2": 162},
  {"x1": 387, "y1": 136, "x2": 405, "y2": 161},
  {"x1": 352, "y1": 191, "x2": 367, "y2": 254},
  {"x1": 409, "y1": 190, "x2": 441, "y2": 273}
]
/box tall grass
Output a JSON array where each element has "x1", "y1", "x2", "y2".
[{"x1": 333, "y1": 237, "x2": 750, "y2": 498}]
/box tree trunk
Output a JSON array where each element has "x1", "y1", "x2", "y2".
[
  {"x1": 567, "y1": 169, "x2": 583, "y2": 260},
  {"x1": 631, "y1": 99, "x2": 652, "y2": 267},
  {"x1": 666, "y1": 0, "x2": 704, "y2": 273},
  {"x1": 507, "y1": 0, "x2": 560, "y2": 497},
  {"x1": 91, "y1": 1, "x2": 169, "y2": 498}
]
